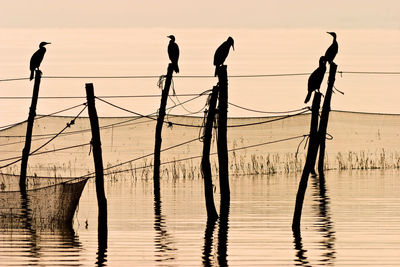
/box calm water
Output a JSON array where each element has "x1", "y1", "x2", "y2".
[{"x1": 1, "y1": 169, "x2": 399, "y2": 266}]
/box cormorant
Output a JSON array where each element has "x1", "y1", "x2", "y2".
[
  {"x1": 213, "y1": 36, "x2": 234, "y2": 76},
  {"x1": 324, "y1": 32, "x2": 338, "y2": 64},
  {"x1": 304, "y1": 56, "x2": 327, "y2": 104},
  {"x1": 167, "y1": 35, "x2": 179, "y2": 73},
  {"x1": 29, "y1": 42, "x2": 51, "y2": 81}
]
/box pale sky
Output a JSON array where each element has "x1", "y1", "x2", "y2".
[{"x1": 1, "y1": 0, "x2": 399, "y2": 29}]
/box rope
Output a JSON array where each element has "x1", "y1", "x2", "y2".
[
  {"x1": 228, "y1": 102, "x2": 309, "y2": 114},
  {"x1": 0, "y1": 143, "x2": 90, "y2": 163},
  {"x1": 227, "y1": 109, "x2": 309, "y2": 128},
  {"x1": 0, "y1": 104, "x2": 87, "y2": 169},
  {"x1": 96, "y1": 97, "x2": 157, "y2": 121},
  {"x1": 81, "y1": 136, "x2": 200, "y2": 178},
  {"x1": 101, "y1": 134, "x2": 307, "y2": 176},
  {"x1": 0, "y1": 102, "x2": 87, "y2": 131}
]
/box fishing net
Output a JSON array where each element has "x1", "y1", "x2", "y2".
[
  {"x1": 0, "y1": 174, "x2": 87, "y2": 230},
  {"x1": 0, "y1": 110, "x2": 399, "y2": 180}
]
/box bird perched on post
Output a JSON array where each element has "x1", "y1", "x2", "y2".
[
  {"x1": 324, "y1": 32, "x2": 338, "y2": 64},
  {"x1": 304, "y1": 56, "x2": 327, "y2": 104},
  {"x1": 213, "y1": 37, "x2": 234, "y2": 76},
  {"x1": 167, "y1": 35, "x2": 179, "y2": 73},
  {"x1": 29, "y1": 42, "x2": 51, "y2": 81}
]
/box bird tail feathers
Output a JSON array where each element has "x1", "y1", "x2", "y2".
[
  {"x1": 30, "y1": 70, "x2": 34, "y2": 81},
  {"x1": 173, "y1": 63, "x2": 179, "y2": 73},
  {"x1": 304, "y1": 92, "x2": 312, "y2": 104}
]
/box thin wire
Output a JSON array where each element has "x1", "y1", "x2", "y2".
[
  {"x1": 0, "y1": 94, "x2": 203, "y2": 100},
  {"x1": 228, "y1": 102, "x2": 309, "y2": 114},
  {"x1": 1, "y1": 70, "x2": 398, "y2": 83}
]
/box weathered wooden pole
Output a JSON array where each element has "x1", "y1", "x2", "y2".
[
  {"x1": 317, "y1": 63, "x2": 338, "y2": 177},
  {"x1": 216, "y1": 65, "x2": 230, "y2": 202},
  {"x1": 85, "y1": 83, "x2": 108, "y2": 261},
  {"x1": 292, "y1": 92, "x2": 322, "y2": 233},
  {"x1": 201, "y1": 86, "x2": 219, "y2": 221},
  {"x1": 20, "y1": 70, "x2": 42, "y2": 191},
  {"x1": 153, "y1": 64, "x2": 174, "y2": 197}
]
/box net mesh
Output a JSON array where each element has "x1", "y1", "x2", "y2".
[
  {"x1": 0, "y1": 175, "x2": 87, "y2": 230},
  {"x1": 0, "y1": 110, "x2": 399, "y2": 178}
]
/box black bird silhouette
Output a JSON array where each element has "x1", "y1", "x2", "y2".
[
  {"x1": 167, "y1": 35, "x2": 179, "y2": 73},
  {"x1": 304, "y1": 56, "x2": 327, "y2": 104},
  {"x1": 213, "y1": 37, "x2": 234, "y2": 76},
  {"x1": 30, "y1": 42, "x2": 50, "y2": 80},
  {"x1": 324, "y1": 32, "x2": 338, "y2": 64}
]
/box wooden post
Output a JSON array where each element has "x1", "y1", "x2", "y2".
[
  {"x1": 201, "y1": 86, "x2": 219, "y2": 221},
  {"x1": 317, "y1": 63, "x2": 338, "y2": 177},
  {"x1": 20, "y1": 70, "x2": 42, "y2": 190},
  {"x1": 85, "y1": 83, "x2": 108, "y2": 261},
  {"x1": 216, "y1": 65, "x2": 230, "y2": 202},
  {"x1": 292, "y1": 92, "x2": 322, "y2": 233},
  {"x1": 153, "y1": 64, "x2": 174, "y2": 197}
]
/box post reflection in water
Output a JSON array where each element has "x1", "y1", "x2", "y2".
[
  {"x1": 202, "y1": 218, "x2": 217, "y2": 266},
  {"x1": 20, "y1": 189, "x2": 40, "y2": 262},
  {"x1": 312, "y1": 175, "x2": 336, "y2": 264},
  {"x1": 217, "y1": 199, "x2": 230, "y2": 267},
  {"x1": 293, "y1": 231, "x2": 311, "y2": 267},
  {"x1": 97, "y1": 203, "x2": 108, "y2": 266},
  {"x1": 293, "y1": 175, "x2": 336, "y2": 266},
  {"x1": 153, "y1": 194, "x2": 177, "y2": 263},
  {"x1": 202, "y1": 199, "x2": 230, "y2": 267},
  {"x1": 96, "y1": 222, "x2": 108, "y2": 267}
]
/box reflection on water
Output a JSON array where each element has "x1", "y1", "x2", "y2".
[
  {"x1": 293, "y1": 175, "x2": 336, "y2": 266},
  {"x1": 202, "y1": 199, "x2": 230, "y2": 267},
  {"x1": 217, "y1": 200, "x2": 230, "y2": 267},
  {"x1": 1, "y1": 170, "x2": 400, "y2": 265},
  {"x1": 153, "y1": 194, "x2": 177, "y2": 263},
  {"x1": 312, "y1": 176, "x2": 336, "y2": 265},
  {"x1": 293, "y1": 231, "x2": 311, "y2": 267},
  {"x1": 202, "y1": 218, "x2": 217, "y2": 266}
]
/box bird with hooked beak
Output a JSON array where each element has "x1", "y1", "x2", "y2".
[
  {"x1": 304, "y1": 56, "x2": 327, "y2": 104},
  {"x1": 213, "y1": 36, "x2": 234, "y2": 76},
  {"x1": 30, "y1": 41, "x2": 51, "y2": 81},
  {"x1": 324, "y1": 32, "x2": 338, "y2": 64},
  {"x1": 167, "y1": 35, "x2": 180, "y2": 73}
]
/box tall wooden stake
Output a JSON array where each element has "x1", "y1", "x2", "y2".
[
  {"x1": 317, "y1": 63, "x2": 338, "y2": 177},
  {"x1": 216, "y1": 65, "x2": 230, "y2": 202},
  {"x1": 85, "y1": 83, "x2": 108, "y2": 261},
  {"x1": 20, "y1": 70, "x2": 42, "y2": 191},
  {"x1": 153, "y1": 64, "x2": 174, "y2": 198},
  {"x1": 201, "y1": 86, "x2": 219, "y2": 221},
  {"x1": 292, "y1": 92, "x2": 322, "y2": 233}
]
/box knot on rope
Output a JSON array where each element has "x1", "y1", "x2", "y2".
[
  {"x1": 295, "y1": 134, "x2": 310, "y2": 160},
  {"x1": 66, "y1": 119, "x2": 75, "y2": 128},
  {"x1": 326, "y1": 132, "x2": 334, "y2": 140},
  {"x1": 157, "y1": 75, "x2": 166, "y2": 89}
]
